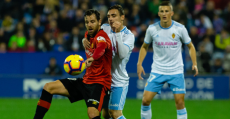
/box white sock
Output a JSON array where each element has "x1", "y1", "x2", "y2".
[
  {"x1": 177, "y1": 108, "x2": 187, "y2": 119},
  {"x1": 141, "y1": 104, "x2": 152, "y2": 119}
]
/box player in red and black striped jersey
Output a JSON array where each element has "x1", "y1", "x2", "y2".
[{"x1": 33, "y1": 9, "x2": 112, "y2": 119}]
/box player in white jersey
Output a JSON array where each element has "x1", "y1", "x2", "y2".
[
  {"x1": 83, "y1": 5, "x2": 134, "y2": 119},
  {"x1": 137, "y1": 1, "x2": 198, "y2": 119}
]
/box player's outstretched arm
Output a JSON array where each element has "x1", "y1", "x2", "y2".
[
  {"x1": 186, "y1": 42, "x2": 198, "y2": 76},
  {"x1": 137, "y1": 43, "x2": 149, "y2": 80}
]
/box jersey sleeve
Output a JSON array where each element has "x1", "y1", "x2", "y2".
[
  {"x1": 181, "y1": 26, "x2": 191, "y2": 44},
  {"x1": 84, "y1": 31, "x2": 88, "y2": 38},
  {"x1": 123, "y1": 34, "x2": 135, "y2": 51},
  {"x1": 144, "y1": 27, "x2": 153, "y2": 44},
  {"x1": 92, "y1": 36, "x2": 107, "y2": 60}
]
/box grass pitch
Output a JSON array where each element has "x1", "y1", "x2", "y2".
[{"x1": 0, "y1": 98, "x2": 230, "y2": 119}]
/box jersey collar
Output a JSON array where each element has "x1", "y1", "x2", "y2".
[
  {"x1": 111, "y1": 26, "x2": 127, "y2": 33},
  {"x1": 159, "y1": 20, "x2": 174, "y2": 29}
]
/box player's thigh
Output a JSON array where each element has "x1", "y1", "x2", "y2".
[
  {"x1": 44, "y1": 80, "x2": 69, "y2": 96},
  {"x1": 144, "y1": 73, "x2": 165, "y2": 94},
  {"x1": 142, "y1": 90, "x2": 157, "y2": 105},
  {"x1": 109, "y1": 86, "x2": 128, "y2": 111},
  {"x1": 102, "y1": 108, "x2": 111, "y2": 119},
  {"x1": 85, "y1": 84, "x2": 109, "y2": 113},
  {"x1": 167, "y1": 73, "x2": 186, "y2": 94}
]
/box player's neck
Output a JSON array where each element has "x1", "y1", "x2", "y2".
[{"x1": 160, "y1": 20, "x2": 172, "y2": 28}]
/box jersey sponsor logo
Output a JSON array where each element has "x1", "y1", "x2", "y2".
[
  {"x1": 155, "y1": 42, "x2": 178, "y2": 46},
  {"x1": 172, "y1": 33, "x2": 175, "y2": 39},
  {"x1": 109, "y1": 104, "x2": 119, "y2": 107},
  {"x1": 97, "y1": 36, "x2": 106, "y2": 42},
  {"x1": 85, "y1": 49, "x2": 93, "y2": 56}
]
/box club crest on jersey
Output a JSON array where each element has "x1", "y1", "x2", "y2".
[
  {"x1": 172, "y1": 33, "x2": 175, "y2": 39},
  {"x1": 91, "y1": 43, "x2": 94, "y2": 48},
  {"x1": 97, "y1": 36, "x2": 106, "y2": 42}
]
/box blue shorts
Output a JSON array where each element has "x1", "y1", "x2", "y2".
[
  {"x1": 145, "y1": 73, "x2": 186, "y2": 94},
  {"x1": 102, "y1": 86, "x2": 128, "y2": 110}
]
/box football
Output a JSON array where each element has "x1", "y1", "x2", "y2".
[{"x1": 63, "y1": 54, "x2": 86, "y2": 75}]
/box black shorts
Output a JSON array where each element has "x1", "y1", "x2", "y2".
[{"x1": 59, "y1": 78, "x2": 110, "y2": 112}]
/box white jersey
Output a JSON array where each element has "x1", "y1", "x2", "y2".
[
  {"x1": 144, "y1": 20, "x2": 191, "y2": 75},
  {"x1": 101, "y1": 24, "x2": 135, "y2": 87}
]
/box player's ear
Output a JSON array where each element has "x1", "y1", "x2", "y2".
[
  {"x1": 121, "y1": 15, "x2": 125, "y2": 21},
  {"x1": 98, "y1": 19, "x2": 102, "y2": 26},
  {"x1": 171, "y1": 11, "x2": 174, "y2": 17}
]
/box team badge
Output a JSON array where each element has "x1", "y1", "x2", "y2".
[
  {"x1": 91, "y1": 43, "x2": 94, "y2": 48},
  {"x1": 172, "y1": 33, "x2": 175, "y2": 39},
  {"x1": 97, "y1": 36, "x2": 106, "y2": 42}
]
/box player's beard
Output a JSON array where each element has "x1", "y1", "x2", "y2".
[{"x1": 88, "y1": 24, "x2": 100, "y2": 37}]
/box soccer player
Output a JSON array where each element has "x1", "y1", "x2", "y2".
[
  {"x1": 137, "y1": 1, "x2": 198, "y2": 119},
  {"x1": 33, "y1": 9, "x2": 112, "y2": 119},
  {"x1": 83, "y1": 5, "x2": 135, "y2": 119}
]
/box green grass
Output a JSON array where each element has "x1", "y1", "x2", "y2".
[{"x1": 0, "y1": 98, "x2": 230, "y2": 119}]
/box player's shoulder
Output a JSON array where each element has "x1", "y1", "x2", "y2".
[
  {"x1": 122, "y1": 26, "x2": 133, "y2": 35},
  {"x1": 96, "y1": 30, "x2": 109, "y2": 39},
  {"x1": 147, "y1": 21, "x2": 160, "y2": 31},
  {"x1": 172, "y1": 20, "x2": 185, "y2": 29},
  {"x1": 101, "y1": 23, "x2": 111, "y2": 30},
  {"x1": 121, "y1": 26, "x2": 134, "y2": 40}
]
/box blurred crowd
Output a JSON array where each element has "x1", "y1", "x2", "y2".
[{"x1": 0, "y1": 0, "x2": 230, "y2": 74}]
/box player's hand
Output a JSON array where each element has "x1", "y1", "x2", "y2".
[
  {"x1": 82, "y1": 38, "x2": 90, "y2": 49},
  {"x1": 192, "y1": 65, "x2": 198, "y2": 77},
  {"x1": 112, "y1": 21, "x2": 122, "y2": 33},
  {"x1": 137, "y1": 64, "x2": 145, "y2": 80},
  {"x1": 85, "y1": 57, "x2": 94, "y2": 68}
]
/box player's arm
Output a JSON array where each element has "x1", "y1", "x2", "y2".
[
  {"x1": 115, "y1": 32, "x2": 133, "y2": 59},
  {"x1": 137, "y1": 42, "x2": 150, "y2": 79},
  {"x1": 181, "y1": 26, "x2": 198, "y2": 76},
  {"x1": 186, "y1": 42, "x2": 198, "y2": 76},
  {"x1": 85, "y1": 36, "x2": 107, "y2": 68}
]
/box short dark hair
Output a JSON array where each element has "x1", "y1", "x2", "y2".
[
  {"x1": 108, "y1": 4, "x2": 125, "y2": 16},
  {"x1": 159, "y1": 1, "x2": 173, "y2": 11},
  {"x1": 84, "y1": 9, "x2": 101, "y2": 21}
]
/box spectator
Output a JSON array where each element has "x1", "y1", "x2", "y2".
[
  {"x1": 148, "y1": 0, "x2": 160, "y2": 17},
  {"x1": 26, "y1": 40, "x2": 36, "y2": 52},
  {"x1": 223, "y1": 45, "x2": 230, "y2": 73},
  {"x1": 8, "y1": 41, "x2": 23, "y2": 52},
  {"x1": 198, "y1": 36, "x2": 213, "y2": 55},
  {"x1": 198, "y1": 41, "x2": 212, "y2": 73},
  {"x1": 215, "y1": 29, "x2": 230, "y2": 51},
  {"x1": 65, "y1": 27, "x2": 84, "y2": 51},
  {"x1": 44, "y1": 57, "x2": 62, "y2": 76},
  {"x1": 213, "y1": 14, "x2": 224, "y2": 34},
  {"x1": 52, "y1": 34, "x2": 65, "y2": 52},
  {"x1": 8, "y1": 31, "x2": 27, "y2": 50},
  {"x1": 201, "y1": 0, "x2": 215, "y2": 22},
  {"x1": 189, "y1": 26, "x2": 200, "y2": 50},
  {"x1": 211, "y1": 58, "x2": 224, "y2": 74},
  {"x1": 0, "y1": 42, "x2": 7, "y2": 53}
]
